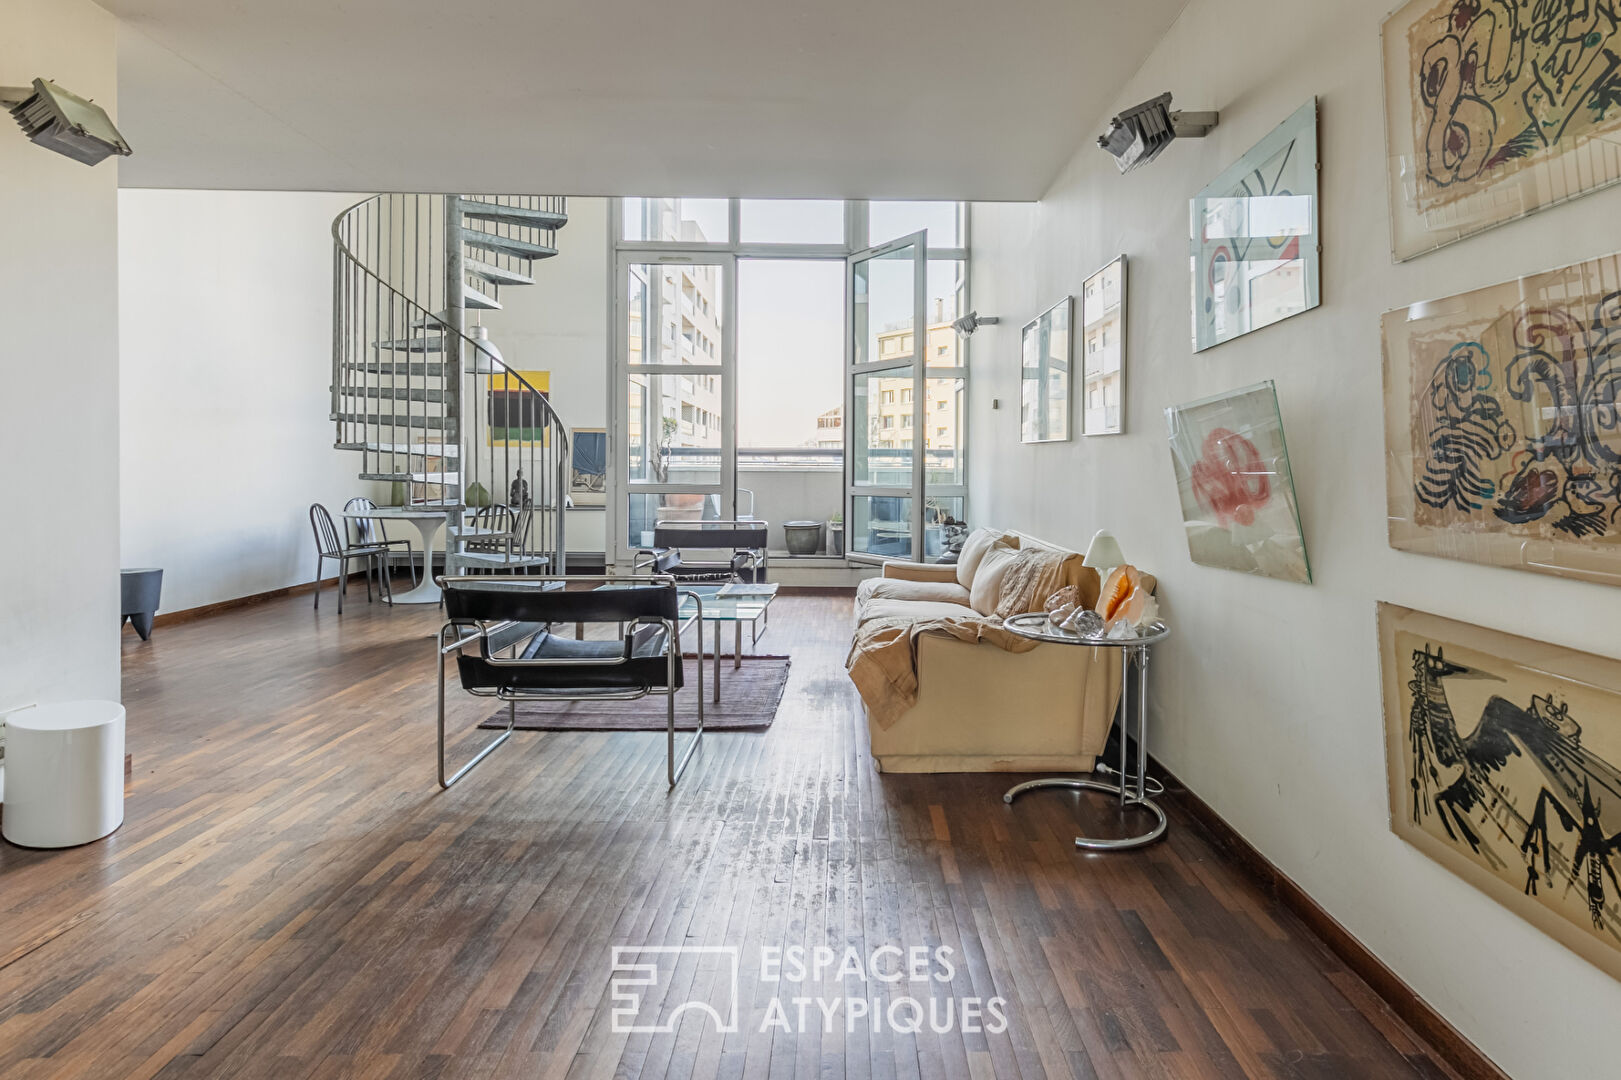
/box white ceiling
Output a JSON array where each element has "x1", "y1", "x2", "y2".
[{"x1": 102, "y1": 0, "x2": 1187, "y2": 199}]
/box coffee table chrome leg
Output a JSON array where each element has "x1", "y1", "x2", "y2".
[
  {"x1": 735, "y1": 622, "x2": 742, "y2": 671},
  {"x1": 713, "y1": 620, "x2": 721, "y2": 704},
  {"x1": 1003, "y1": 778, "x2": 1168, "y2": 850},
  {"x1": 1003, "y1": 643, "x2": 1166, "y2": 850}
]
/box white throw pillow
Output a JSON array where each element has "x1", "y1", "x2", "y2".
[
  {"x1": 956, "y1": 528, "x2": 1016, "y2": 590},
  {"x1": 968, "y1": 540, "x2": 1021, "y2": 615}
]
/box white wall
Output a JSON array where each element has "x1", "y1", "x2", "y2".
[
  {"x1": 0, "y1": 1, "x2": 122, "y2": 713},
  {"x1": 119, "y1": 190, "x2": 382, "y2": 614},
  {"x1": 967, "y1": 1, "x2": 1621, "y2": 1076},
  {"x1": 478, "y1": 196, "x2": 610, "y2": 555}
]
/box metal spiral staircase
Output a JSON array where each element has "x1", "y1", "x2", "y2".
[{"x1": 331, "y1": 194, "x2": 569, "y2": 576}]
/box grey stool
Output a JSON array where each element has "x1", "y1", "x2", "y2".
[{"x1": 120, "y1": 568, "x2": 164, "y2": 641}]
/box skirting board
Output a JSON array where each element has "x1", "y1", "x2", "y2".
[
  {"x1": 1156, "y1": 759, "x2": 1509, "y2": 1080},
  {"x1": 145, "y1": 570, "x2": 380, "y2": 630}
]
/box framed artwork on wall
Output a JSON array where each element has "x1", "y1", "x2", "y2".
[
  {"x1": 1381, "y1": 251, "x2": 1621, "y2": 585},
  {"x1": 1021, "y1": 296, "x2": 1072, "y2": 443},
  {"x1": 1378, "y1": 603, "x2": 1621, "y2": 981},
  {"x1": 487, "y1": 369, "x2": 551, "y2": 447},
  {"x1": 570, "y1": 427, "x2": 607, "y2": 507},
  {"x1": 1382, "y1": 0, "x2": 1621, "y2": 261},
  {"x1": 1191, "y1": 99, "x2": 1319, "y2": 352},
  {"x1": 1080, "y1": 255, "x2": 1126, "y2": 435},
  {"x1": 1166, "y1": 380, "x2": 1311, "y2": 583}
]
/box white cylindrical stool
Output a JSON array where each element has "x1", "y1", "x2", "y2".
[{"x1": 2, "y1": 700, "x2": 126, "y2": 848}]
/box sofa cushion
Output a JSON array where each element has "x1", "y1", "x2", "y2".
[
  {"x1": 968, "y1": 540, "x2": 1022, "y2": 615},
  {"x1": 856, "y1": 597, "x2": 984, "y2": 627},
  {"x1": 857, "y1": 577, "x2": 972, "y2": 607},
  {"x1": 956, "y1": 527, "x2": 1015, "y2": 589}
]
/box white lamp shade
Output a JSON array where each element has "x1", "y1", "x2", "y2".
[{"x1": 1082, "y1": 529, "x2": 1125, "y2": 570}]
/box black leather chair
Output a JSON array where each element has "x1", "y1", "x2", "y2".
[
  {"x1": 436, "y1": 576, "x2": 703, "y2": 789},
  {"x1": 635, "y1": 520, "x2": 769, "y2": 584}
]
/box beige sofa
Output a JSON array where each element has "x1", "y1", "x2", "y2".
[{"x1": 854, "y1": 529, "x2": 1129, "y2": 773}]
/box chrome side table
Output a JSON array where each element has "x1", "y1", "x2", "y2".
[{"x1": 1001, "y1": 614, "x2": 1170, "y2": 850}]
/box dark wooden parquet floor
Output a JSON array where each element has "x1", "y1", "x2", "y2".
[{"x1": 0, "y1": 587, "x2": 1462, "y2": 1079}]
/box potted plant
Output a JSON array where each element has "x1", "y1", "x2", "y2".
[{"x1": 827, "y1": 511, "x2": 844, "y2": 557}]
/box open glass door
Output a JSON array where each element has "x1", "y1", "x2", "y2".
[
  {"x1": 846, "y1": 231, "x2": 926, "y2": 562},
  {"x1": 615, "y1": 253, "x2": 735, "y2": 562}
]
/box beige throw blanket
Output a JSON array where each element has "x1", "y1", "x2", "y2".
[{"x1": 846, "y1": 547, "x2": 1072, "y2": 729}]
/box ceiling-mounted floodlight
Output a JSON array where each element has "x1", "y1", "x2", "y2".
[
  {"x1": 1, "y1": 78, "x2": 131, "y2": 166},
  {"x1": 951, "y1": 311, "x2": 999, "y2": 336},
  {"x1": 1096, "y1": 92, "x2": 1217, "y2": 174}
]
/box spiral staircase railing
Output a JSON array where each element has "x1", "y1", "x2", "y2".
[{"x1": 331, "y1": 194, "x2": 568, "y2": 577}]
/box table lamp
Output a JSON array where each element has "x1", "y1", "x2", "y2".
[{"x1": 1082, "y1": 530, "x2": 1124, "y2": 573}]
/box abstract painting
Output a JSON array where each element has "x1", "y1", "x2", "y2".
[
  {"x1": 1382, "y1": 252, "x2": 1621, "y2": 585},
  {"x1": 1021, "y1": 296, "x2": 1071, "y2": 442},
  {"x1": 1191, "y1": 99, "x2": 1319, "y2": 352},
  {"x1": 1165, "y1": 381, "x2": 1311, "y2": 583},
  {"x1": 487, "y1": 368, "x2": 550, "y2": 447},
  {"x1": 570, "y1": 427, "x2": 607, "y2": 506},
  {"x1": 1379, "y1": 603, "x2": 1621, "y2": 980},
  {"x1": 1382, "y1": 0, "x2": 1621, "y2": 260}
]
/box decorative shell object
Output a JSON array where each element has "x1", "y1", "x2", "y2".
[
  {"x1": 1095, "y1": 563, "x2": 1156, "y2": 632},
  {"x1": 1044, "y1": 585, "x2": 1080, "y2": 625}
]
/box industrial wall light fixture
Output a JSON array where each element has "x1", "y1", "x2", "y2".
[
  {"x1": 1097, "y1": 92, "x2": 1217, "y2": 173},
  {"x1": 1, "y1": 78, "x2": 132, "y2": 166}
]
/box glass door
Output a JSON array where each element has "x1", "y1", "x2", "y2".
[
  {"x1": 615, "y1": 253, "x2": 735, "y2": 562},
  {"x1": 846, "y1": 231, "x2": 926, "y2": 562}
]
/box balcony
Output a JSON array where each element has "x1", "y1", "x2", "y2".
[{"x1": 635, "y1": 446, "x2": 962, "y2": 561}]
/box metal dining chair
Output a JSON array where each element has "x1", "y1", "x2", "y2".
[
  {"x1": 451, "y1": 504, "x2": 550, "y2": 575},
  {"x1": 344, "y1": 496, "x2": 418, "y2": 587},
  {"x1": 437, "y1": 576, "x2": 704, "y2": 789},
  {"x1": 309, "y1": 503, "x2": 393, "y2": 612}
]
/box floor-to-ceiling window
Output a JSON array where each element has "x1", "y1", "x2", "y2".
[{"x1": 610, "y1": 199, "x2": 968, "y2": 566}]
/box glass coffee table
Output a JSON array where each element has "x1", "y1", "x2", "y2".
[{"x1": 594, "y1": 582, "x2": 778, "y2": 703}]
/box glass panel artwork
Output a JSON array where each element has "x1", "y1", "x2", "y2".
[
  {"x1": 1020, "y1": 296, "x2": 1071, "y2": 443},
  {"x1": 1080, "y1": 256, "x2": 1126, "y2": 435},
  {"x1": 1382, "y1": 0, "x2": 1621, "y2": 261},
  {"x1": 1382, "y1": 251, "x2": 1621, "y2": 585},
  {"x1": 1378, "y1": 603, "x2": 1621, "y2": 982},
  {"x1": 1166, "y1": 380, "x2": 1311, "y2": 583},
  {"x1": 1191, "y1": 99, "x2": 1319, "y2": 352}
]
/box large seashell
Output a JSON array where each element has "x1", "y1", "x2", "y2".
[
  {"x1": 1095, "y1": 564, "x2": 1142, "y2": 622},
  {"x1": 1095, "y1": 563, "x2": 1152, "y2": 630}
]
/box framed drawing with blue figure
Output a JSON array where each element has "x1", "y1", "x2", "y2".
[
  {"x1": 1190, "y1": 99, "x2": 1319, "y2": 352},
  {"x1": 1383, "y1": 0, "x2": 1621, "y2": 260},
  {"x1": 570, "y1": 427, "x2": 607, "y2": 507},
  {"x1": 1382, "y1": 251, "x2": 1621, "y2": 585},
  {"x1": 1378, "y1": 603, "x2": 1621, "y2": 981}
]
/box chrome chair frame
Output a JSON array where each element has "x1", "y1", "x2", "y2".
[{"x1": 436, "y1": 575, "x2": 704, "y2": 790}]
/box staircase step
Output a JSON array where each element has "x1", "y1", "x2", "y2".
[
  {"x1": 343, "y1": 360, "x2": 455, "y2": 377},
  {"x1": 338, "y1": 385, "x2": 451, "y2": 405},
  {"x1": 338, "y1": 440, "x2": 460, "y2": 457},
  {"x1": 463, "y1": 284, "x2": 501, "y2": 310},
  {"x1": 337, "y1": 412, "x2": 458, "y2": 432},
  {"x1": 359, "y1": 471, "x2": 462, "y2": 486},
  {"x1": 465, "y1": 259, "x2": 534, "y2": 287},
  {"x1": 460, "y1": 201, "x2": 568, "y2": 230},
  {"x1": 461, "y1": 230, "x2": 558, "y2": 262},
  {"x1": 373, "y1": 336, "x2": 447, "y2": 353}
]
